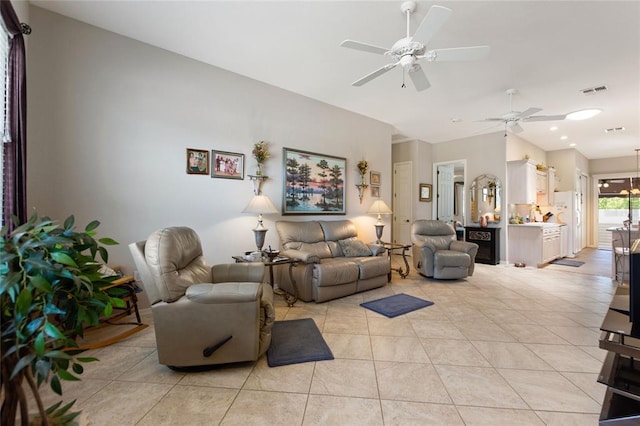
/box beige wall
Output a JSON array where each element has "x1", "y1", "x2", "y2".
[
  {"x1": 27, "y1": 7, "x2": 393, "y2": 270},
  {"x1": 590, "y1": 155, "x2": 637, "y2": 175},
  {"x1": 506, "y1": 133, "x2": 547, "y2": 164}
]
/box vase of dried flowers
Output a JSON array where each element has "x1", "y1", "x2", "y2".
[
  {"x1": 252, "y1": 140, "x2": 270, "y2": 175},
  {"x1": 357, "y1": 160, "x2": 368, "y2": 185}
]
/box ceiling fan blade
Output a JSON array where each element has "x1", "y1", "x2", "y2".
[
  {"x1": 424, "y1": 46, "x2": 490, "y2": 62},
  {"x1": 523, "y1": 114, "x2": 567, "y2": 122},
  {"x1": 478, "y1": 118, "x2": 505, "y2": 122},
  {"x1": 509, "y1": 122, "x2": 524, "y2": 133},
  {"x1": 412, "y1": 5, "x2": 452, "y2": 45},
  {"x1": 352, "y1": 63, "x2": 398, "y2": 87},
  {"x1": 340, "y1": 39, "x2": 389, "y2": 55},
  {"x1": 518, "y1": 107, "x2": 543, "y2": 118},
  {"x1": 408, "y1": 64, "x2": 431, "y2": 91}
]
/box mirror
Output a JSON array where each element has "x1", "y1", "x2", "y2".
[{"x1": 470, "y1": 174, "x2": 502, "y2": 223}]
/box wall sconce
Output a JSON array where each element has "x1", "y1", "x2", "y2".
[
  {"x1": 248, "y1": 175, "x2": 269, "y2": 195},
  {"x1": 355, "y1": 183, "x2": 369, "y2": 204}
]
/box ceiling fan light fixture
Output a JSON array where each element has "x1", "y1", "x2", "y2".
[{"x1": 566, "y1": 108, "x2": 602, "y2": 121}]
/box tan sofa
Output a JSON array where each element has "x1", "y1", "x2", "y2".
[{"x1": 275, "y1": 220, "x2": 390, "y2": 302}]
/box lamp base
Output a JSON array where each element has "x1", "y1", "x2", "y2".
[
  {"x1": 253, "y1": 228, "x2": 267, "y2": 252},
  {"x1": 374, "y1": 224, "x2": 384, "y2": 245}
]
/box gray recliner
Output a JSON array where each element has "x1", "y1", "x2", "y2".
[
  {"x1": 411, "y1": 220, "x2": 479, "y2": 280},
  {"x1": 129, "y1": 226, "x2": 275, "y2": 368}
]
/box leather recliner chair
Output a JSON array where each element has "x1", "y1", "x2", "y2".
[
  {"x1": 129, "y1": 226, "x2": 275, "y2": 368},
  {"x1": 411, "y1": 220, "x2": 479, "y2": 280}
]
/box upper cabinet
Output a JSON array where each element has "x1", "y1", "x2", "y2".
[
  {"x1": 508, "y1": 160, "x2": 555, "y2": 206},
  {"x1": 507, "y1": 160, "x2": 537, "y2": 205}
]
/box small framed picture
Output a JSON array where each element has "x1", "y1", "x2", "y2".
[
  {"x1": 370, "y1": 171, "x2": 381, "y2": 187},
  {"x1": 371, "y1": 186, "x2": 380, "y2": 198},
  {"x1": 212, "y1": 150, "x2": 244, "y2": 180},
  {"x1": 419, "y1": 183, "x2": 432, "y2": 202},
  {"x1": 186, "y1": 148, "x2": 209, "y2": 175}
]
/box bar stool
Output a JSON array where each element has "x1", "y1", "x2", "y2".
[{"x1": 613, "y1": 227, "x2": 630, "y2": 284}]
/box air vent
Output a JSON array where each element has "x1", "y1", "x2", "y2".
[
  {"x1": 605, "y1": 127, "x2": 625, "y2": 133},
  {"x1": 580, "y1": 85, "x2": 608, "y2": 95}
]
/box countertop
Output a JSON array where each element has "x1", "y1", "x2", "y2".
[{"x1": 508, "y1": 222, "x2": 563, "y2": 228}]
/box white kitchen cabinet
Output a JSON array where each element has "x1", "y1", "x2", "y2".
[
  {"x1": 508, "y1": 224, "x2": 561, "y2": 267},
  {"x1": 547, "y1": 167, "x2": 556, "y2": 206},
  {"x1": 536, "y1": 170, "x2": 548, "y2": 205},
  {"x1": 507, "y1": 160, "x2": 537, "y2": 205}
]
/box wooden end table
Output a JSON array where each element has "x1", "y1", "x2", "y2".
[{"x1": 232, "y1": 255, "x2": 299, "y2": 306}]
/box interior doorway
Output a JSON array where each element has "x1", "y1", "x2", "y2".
[
  {"x1": 392, "y1": 161, "x2": 412, "y2": 245},
  {"x1": 433, "y1": 160, "x2": 466, "y2": 225}
]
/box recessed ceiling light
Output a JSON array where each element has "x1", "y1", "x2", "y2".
[
  {"x1": 560, "y1": 135, "x2": 569, "y2": 140},
  {"x1": 566, "y1": 109, "x2": 602, "y2": 120},
  {"x1": 569, "y1": 143, "x2": 576, "y2": 147},
  {"x1": 549, "y1": 126, "x2": 559, "y2": 131}
]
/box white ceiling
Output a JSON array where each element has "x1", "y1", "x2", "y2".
[{"x1": 31, "y1": 0, "x2": 640, "y2": 160}]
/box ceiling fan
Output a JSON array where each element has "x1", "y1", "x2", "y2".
[
  {"x1": 479, "y1": 88, "x2": 568, "y2": 134},
  {"x1": 340, "y1": 1, "x2": 490, "y2": 91}
]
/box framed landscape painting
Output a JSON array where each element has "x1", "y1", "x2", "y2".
[
  {"x1": 211, "y1": 150, "x2": 244, "y2": 180},
  {"x1": 283, "y1": 147, "x2": 346, "y2": 215}
]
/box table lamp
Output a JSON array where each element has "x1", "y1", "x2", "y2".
[
  {"x1": 242, "y1": 195, "x2": 278, "y2": 252},
  {"x1": 367, "y1": 199, "x2": 392, "y2": 244}
]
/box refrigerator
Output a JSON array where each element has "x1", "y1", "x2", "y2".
[{"x1": 552, "y1": 191, "x2": 580, "y2": 258}]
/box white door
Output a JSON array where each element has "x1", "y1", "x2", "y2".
[
  {"x1": 437, "y1": 164, "x2": 454, "y2": 222},
  {"x1": 393, "y1": 162, "x2": 412, "y2": 245}
]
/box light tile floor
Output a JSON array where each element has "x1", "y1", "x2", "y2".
[{"x1": 35, "y1": 249, "x2": 615, "y2": 424}]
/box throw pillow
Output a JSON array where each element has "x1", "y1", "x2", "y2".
[{"x1": 338, "y1": 238, "x2": 372, "y2": 257}]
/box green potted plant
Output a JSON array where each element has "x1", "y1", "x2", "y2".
[{"x1": 1, "y1": 213, "x2": 122, "y2": 425}]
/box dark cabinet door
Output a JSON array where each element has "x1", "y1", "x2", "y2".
[{"x1": 465, "y1": 227, "x2": 500, "y2": 265}]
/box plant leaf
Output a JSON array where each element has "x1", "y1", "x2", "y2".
[
  {"x1": 56, "y1": 368, "x2": 80, "y2": 381},
  {"x1": 16, "y1": 287, "x2": 33, "y2": 316},
  {"x1": 85, "y1": 220, "x2": 100, "y2": 232},
  {"x1": 63, "y1": 215, "x2": 75, "y2": 231},
  {"x1": 72, "y1": 363, "x2": 84, "y2": 374},
  {"x1": 50, "y1": 252, "x2": 78, "y2": 268},
  {"x1": 76, "y1": 357, "x2": 99, "y2": 363},
  {"x1": 10, "y1": 353, "x2": 35, "y2": 379},
  {"x1": 98, "y1": 237, "x2": 119, "y2": 246},
  {"x1": 51, "y1": 375, "x2": 62, "y2": 395},
  {"x1": 44, "y1": 322, "x2": 66, "y2": 340},
  {"x1": 35, "y1": 332, "x2": 45, "y2": 356}
]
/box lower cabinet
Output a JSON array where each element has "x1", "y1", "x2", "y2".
[
  {"x1": 508, "y1": 225, "x2": 561, "y2": 267},
  {"x1": 465, "y1": 226, "x2": 500, "y2": 265}
]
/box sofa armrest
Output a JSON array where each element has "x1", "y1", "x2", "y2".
[
  {"x1": 212, "y1": 263, "x2": 265, "y2": 283},
  {"x1": 368, "y1": 244, "x2": 386, "y2": 256},
  {"x1": 281, "y1": 249, "x2": 320, "y2": 264},
  {"x1": 186, "y1": 282, "x2": 261, "y2": 304},
  {"x1": 450, "y1": 240, "x2": 479, "y2": 256}
]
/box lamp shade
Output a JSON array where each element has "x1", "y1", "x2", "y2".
[
  {"x1": 367, "y1": 200, "x2": 392, "y2": 216},
  {"x1": 242, "y1": 195, "x2": 278, "y2": 215}
]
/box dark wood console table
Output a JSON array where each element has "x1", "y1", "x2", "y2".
[
  {"x1": 465, "y1": 226, "x2": 500, "y2": 265},
  {"x1": 598, "y1": 285, "x2": 640, "y2": 423}
]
